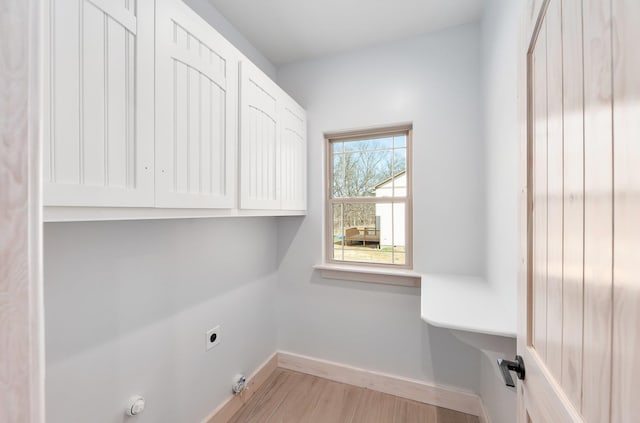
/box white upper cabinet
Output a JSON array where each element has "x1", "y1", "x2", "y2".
[
  {"x1": 239, "y1": 61, "x2": 281, "y2": 210},
  {"x1": 43, "y1": 0, "x2": 155, "y2": 207},
  {"x1": 155, "y1": 0, "x2": 237, "y2": 208},
  {"x1": 239, "y1": 62, "x2": 307, "y2": 212},
  {"x1": 42, "y1": 0, "x2": 306, "y2": 220},
  {"x1": 280, "y1": 93, "x2": 307, "y2": 211}
]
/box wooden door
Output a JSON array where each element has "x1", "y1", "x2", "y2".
[
  {"x1": 43, "y1": 0, "x2": 155, "y2": 207},
  {"x1": 0, "y1": 0, "x2": 44, "y2": 421},
  {"x1": 239, "y1": 61, "x2": 281, "y2": 210},
  {"x1": 518, "y1": 0, "x2": 640, "y2": 421},
  {"x1": 155, "y1": 0, "x2": 237, "y2": 208},
  {"x1": 280, "y1": 94, "x2": 307, "y2": 211}
]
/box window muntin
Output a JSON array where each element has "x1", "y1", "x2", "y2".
[{"x1": 326, "y1": 126, "x2": 412, "y2": 268}]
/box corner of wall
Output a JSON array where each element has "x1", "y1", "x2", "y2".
[
  {"x1": 478, "y1": 0, "x2": 521, "y2": 421},
  {"x1": 182, "y1": 0, "x2": 277, "y2": 79},
  {"x1": 479, "y1": 347, "x2": 517, "y2": 423}
]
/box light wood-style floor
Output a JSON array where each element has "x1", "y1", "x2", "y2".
[{"x1": 228, "y1": 369, "x2": 479, "y2": 423}]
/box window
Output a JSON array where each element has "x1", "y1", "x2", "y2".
[{"x1": 326, "y1": 125, "x2": 412, "y2": 268}]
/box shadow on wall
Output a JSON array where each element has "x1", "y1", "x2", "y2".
[
  {"x1": 421, "y1": 324, "x2": 481, "y2": 391},
  {"x1": 276, "y1": 216, "x2": 306, "y2": 266},
  {"x1": 44, "y1": 217, "x2": 278, "y2": 363}
]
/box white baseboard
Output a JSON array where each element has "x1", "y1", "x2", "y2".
[
  {"x1": 278, "y1": 351, "x2": 487, "y2": 419},
  {"x1": 202, "y1": 352, "x2": 278, "y2": 423},
  {"x1": 476, "y1": 398, "x2": 492, "y2": 423},
  {"x1": 205, "y1": 351, "x2": 491, "y2": 423}
]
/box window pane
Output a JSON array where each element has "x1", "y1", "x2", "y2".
[
  {"x1": 331, "y1": 202, "x2": 392, "y2": 264},
  {"x1": 333, "y1": 154, "x2": 345, "y2": 197},
  {"x1": 393, "y1": 148, "x2": 406, "y2": 173},
  {"x1": 343, "y1": 202, "x2": 376, "y2": 228},
  {"x1": 333, "y1": 150, "x2": 397, "y2": 198},
  {"x1": 333, "y1": 202, "x2": 407, "y2": 265},
  {"x1": 392, "y1": 148, "x2": 407, "y2": 197},
  {"x1": 331, "y1": 203, "x2": 344, "y2": 261},
  {"x1": 376, "y1": 202, "x2": 407, "y2": 264},
  {"x1": 343, "y1": 244, "x2": 393, "y2": 264},
  {"x1": 333, "y1": 141, "x2": 343, "y2": 153},
  {"x1": 392, "y1": 203, "x2": 406, "y2": 265},
  {"x1": 343, "y1": 137, "x2": 393, "y2": 152},
  {"x1": 394, "y1": 135, "x2": 407, "y2": 148}
]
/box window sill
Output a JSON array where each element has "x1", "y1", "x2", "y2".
[{"x1": 313, "y1": 263, "x2": 421, "y2": 287}]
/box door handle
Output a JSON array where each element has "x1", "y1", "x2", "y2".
[{"x1": 497, "y1": 355, "x2": 525, "y2": 387}]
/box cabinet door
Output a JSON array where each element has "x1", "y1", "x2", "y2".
[
  {"x1": 239, "y1": 61, "x2": 281, "y2": 210},
  {"x1": 43, "y1": 0, "x2": 155, "y2": 206},
  {"x1": 155, "y1": 0, "x2": 237, "y2": 208},
  {"x1": 280, "y1": 96, "x2": 307, "y2": 211}
]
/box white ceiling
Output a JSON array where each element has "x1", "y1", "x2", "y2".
[{"x1": 207, "y1": 0, "x2": 485, "y2": 66}]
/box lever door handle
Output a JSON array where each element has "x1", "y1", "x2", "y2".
[{"x1": 497, "y1": 355, "x2": 525, "y2": 387}]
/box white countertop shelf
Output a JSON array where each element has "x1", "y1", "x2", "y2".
[{"x1": 420, "y1": 273, "x2": 516, "y2": 338}]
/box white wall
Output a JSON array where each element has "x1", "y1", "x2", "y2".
[
  {"x1": 276, "y1": 23, "x2": 485, "y2": 393},
  {"x1": 480, "y1": 0, "x2": 521, "y2": 421},
  {"x1": 480, "y1": 349, "x2": 517, "y2": 423},
  {"x1": 483, "y1": 0, "x2": 519, "y2": 321},
  {"x1": 44, "y1": 219, "x2": 278, "y2": 423}
]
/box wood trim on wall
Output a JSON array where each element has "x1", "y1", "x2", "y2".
[
  {"x1": 204, "y1": 351, "x2": 490, "y2": 423},
  {"x1": 0, "y1": 0, "x2": 44, "y2": 422},
  {"x1": 277, "y1": 352, "x2": 487, "y2": 419},
  {"x1": 477, "y1": 400, "x2": 492, "y2": 423},
  {"x1": 202, "y1": 353, "x2": 279, "y2": 423}
]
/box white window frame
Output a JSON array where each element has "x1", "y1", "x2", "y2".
[{"x1": 325, "y1": 124, "x2": 413, "y2": 270}]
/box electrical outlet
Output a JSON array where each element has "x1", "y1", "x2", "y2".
[{"x1": 206, "y1": 325, "x2": 221, "y2": 351}]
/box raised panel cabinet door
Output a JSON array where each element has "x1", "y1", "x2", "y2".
[
  {"x1": 239, "y1": 61, "x2": 281, "y2": 210},
  {"x1": 155, "y1": 0, "x2": 237, "y2": 208},
  {"x1": 279, "y1": 94, "x2": 307, "y2": 211},
  {"x1": 43, "y1": 0, "x2": 155, "y2": 207}
]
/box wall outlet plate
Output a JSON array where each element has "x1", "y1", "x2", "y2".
[{"x1": 206, "y1": 325, "x2": 221, "y2": 351}]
